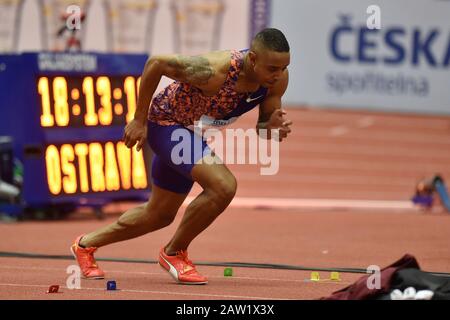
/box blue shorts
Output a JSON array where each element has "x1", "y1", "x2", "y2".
[{"x1": 147, "y1": 121, "x2": 212, "y2": 194}]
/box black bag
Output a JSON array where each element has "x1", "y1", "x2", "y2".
[
  {"x1": 321, "y1": 254, "x2": 450, "y2": 300},
  {"x1": 376, "y1": 268, "x2": 450, "y2": 300}
]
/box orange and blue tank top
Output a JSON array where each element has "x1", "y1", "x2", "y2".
[{"x1": 148, "y1": 49, "x2": 268, "y2": 129}]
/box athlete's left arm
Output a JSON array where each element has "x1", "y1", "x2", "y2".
[{"x1": 256, "y1": 70, "x2": 292, "y2": 141}]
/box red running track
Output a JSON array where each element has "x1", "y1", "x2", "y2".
[
  {"x1": 1, "y1": 205, "x2": 449, "y2": 299},
  {"x1": 0, "y1": 107, "x2": 449, "y2": 299}
]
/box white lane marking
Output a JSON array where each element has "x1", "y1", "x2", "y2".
[
  {"x1": 182, "y1": 196, "x2": 419, "y2": 211},
  {"x1": 0, "y1": 265, "x2": 353, "y2": 285},
  {"x1": 357, "y1": 117, "x2": 375, "y2": 128},
  {"x1": 329, "y1": 126, "x2": 349, "y2": 136},
  {"x1": 0, "y1": 283, "x2": 295, "y2": 300}
]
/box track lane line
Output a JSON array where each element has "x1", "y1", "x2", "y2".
[
  {"x1": 0, "y1": 283, "x2": 296, "y2": 300},
  {"x1": 0, "y1": 265, "x2": 353, "y2": 285}
]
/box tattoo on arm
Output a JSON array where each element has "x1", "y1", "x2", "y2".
[{"x1": 167, "y1": 55, "x2": 215, "y2": 85}]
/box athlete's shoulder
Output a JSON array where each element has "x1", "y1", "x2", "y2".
[{"x1": 203, "y1": 50, "x2": 235, "y2": 73}]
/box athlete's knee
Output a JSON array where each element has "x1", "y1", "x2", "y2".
[
  {"x1": 115, "y1": 202, "x2": 177, "y2": 230},
  {"x1": 209, "y1": 175, "x2": 237, "y2": 206},
  {"x1": 116, "y1": 203, "x2": 147, "y2": 228}
]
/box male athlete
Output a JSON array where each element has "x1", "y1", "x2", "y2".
[{"x1": 71, "y1": 28, "x2": 292, "y2": 285}]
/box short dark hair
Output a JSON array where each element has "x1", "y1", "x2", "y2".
[{"x1": 253, "y1": 28, "x2": 290, "y2": 52}]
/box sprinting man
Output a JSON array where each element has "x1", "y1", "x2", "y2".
[{"x1": 71, "y1": 28, "x2": 292, "y2": 285}]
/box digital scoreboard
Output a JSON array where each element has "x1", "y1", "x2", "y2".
[{"x1": 0, "y1": 52, "x2": 151, "y2": 210}]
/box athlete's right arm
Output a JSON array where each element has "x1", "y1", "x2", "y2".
[
  {"x1": 124, "y1": 54, "x2": 215, "y2": 150},
  {"x1": 123, "y1": 56, "x2": 165, "y2": 150}
]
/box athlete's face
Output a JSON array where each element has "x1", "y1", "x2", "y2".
[{"x1": 249, "y1": 49, "x2": 290, "y2": 88}]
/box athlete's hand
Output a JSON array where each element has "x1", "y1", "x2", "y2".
[
  {"x1": 123, "y1": 119, "x2": 147, "y2": 151},
  {"x1": 267, "y1": 109, "x2": 293, "y2": 142}
]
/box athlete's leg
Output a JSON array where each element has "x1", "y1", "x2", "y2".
[
  {"x1": 72, "y1": 122, "x2": 198, "y2": 279},
  {"x1": 80, "y1": 183, "x2": 188, "y2": 248},
  {"x1": 165, "y1": 155, "x2": 237, "y2": 255},
  {"x1": 79, "y1": 150, "x2": 195, "y2": 248}
]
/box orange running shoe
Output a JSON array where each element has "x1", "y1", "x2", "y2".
[
  {"x1": 159, "y1": 248, "x2": 208, "y2": 285},
  {"x1": 70, "y1": 235, "x2": 105, "y2": 279}
]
